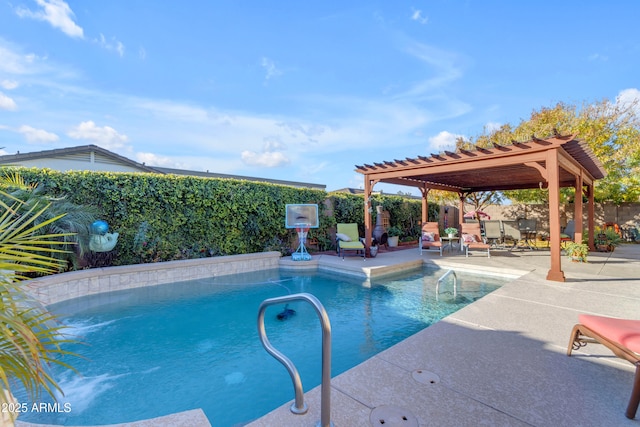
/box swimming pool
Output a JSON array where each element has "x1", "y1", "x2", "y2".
[{"x1": 16, "y1": 267, "x2": 506, "y2": 426}]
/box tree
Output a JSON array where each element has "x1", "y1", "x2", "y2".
[
  {"x1": 465, "y1": 191, "x2": 504, "y2": 213},
  {"x1": 463, "y1": 99, "x2": 640, "y2": 203}
]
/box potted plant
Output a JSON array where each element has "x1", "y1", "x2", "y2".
[
  {"x1": 444, "y1": 227, "x2": 458, "y2": 239},
  {"x1": 387, "y1": 226, "x2": 402, "y2": 247},
  {"x1": 564, "y1": 241, "x2": 589, "y2": 262}
]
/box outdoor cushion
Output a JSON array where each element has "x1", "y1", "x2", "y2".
[
  {"x1": 568, "y1": 314, "x2": 640, "y2": 419},
  {"x1": 419, "y1": 222, "x2": 442, "y2": 256},
  {"x1": 336, "y1": 223, "x2": 365, "y2": 259},
  {"x1": 578, "y1": 314, "x2": 640, "y2": 354}
]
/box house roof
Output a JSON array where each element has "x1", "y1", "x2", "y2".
[
  {"x1": 355, "y1": 135, "x2": 606, "y2": 193},
  {"x1": 0, "y1": 145, "x2": 326, "y2": 190},
  {"x1": 154, "y1": 166, "x2": 326, "y2": 190},
  {"x1": 0, "y1": 144, "x2": 159, "y2": 173}
]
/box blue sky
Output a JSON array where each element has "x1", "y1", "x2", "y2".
[{"x1": 1, "y1": 1, "x2": 639, "y2": 193}]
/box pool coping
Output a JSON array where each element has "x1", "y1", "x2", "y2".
[{"x1": 25, "y1": 251, "x2": 282, "y2": 306}]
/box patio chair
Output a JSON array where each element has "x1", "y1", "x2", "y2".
[
  {"x1": 560, "y1": 219, "x2": 575, "y2": 247},
  {"x1": 336, "y1": 223, "x2": 365, "y2": 260},
  {"x1": 502, "y1": 220, "x2": 523, "y2": 250},
  {"x1": 460, "y1": 223, "x2": 490, "y2": 257},
  {"x1": 567, "y1": 314, "x2": 640, "y2": 419},
  {"x1": 517, "y1": 218, "x2": 537, "y2": 250},
  {"x1": 419, "y1": 222, "x2": 443, "y2": 256},
  {"x1": 482, "y1": 220, "x2": 504, "y2": 248}
]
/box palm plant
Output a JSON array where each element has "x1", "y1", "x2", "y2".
[
  {"x1": 0, "y1": 169, "x2": 97, "y2": 270},
  {"x1": 0, "y1": 172, "x2": 80, "y2": 423}
]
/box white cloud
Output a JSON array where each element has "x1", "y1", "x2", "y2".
[
  {"x1": 1, "y1": 80, "x2": 19, "y2": 90},
  {"x1": 617, "y1": 88, "x2": 640, "y2": 111},
  {"x1": 241, "y1": 150, "x2": 290, "y2": 167},
  {"x1": 18, "y1": 125, "x2": 59, "y2": 142},
  {"x1": 427, "y1": 131, "x2": 464, "y2": 152},
  {"x1": 67, "y1": 121, "x2": 129, "y2": 149},
  {"x1": 0, "y1": 42, "x2": 41, "y2": 75},
  {"x1": 261, "y1": 57, "x2": 283, "y2": 81},
  {"x1": 96, "y1": 34, "x2": 125, "y2": 57},
  {"x1": 0, "y1": 92, "x2": 17, "y2": 110},
  {"x1": 135, "y1": 152, "x2": 177, "y2": 167},
  {"x1": 15, "y1": 0, "x2": 84, "y2": 39},
  {"x1": 241, "y1": 138, "x2": 291, "y2": 168},
  {"x1": 411, "y1": 9, "x2": 428, "y2": 25}
]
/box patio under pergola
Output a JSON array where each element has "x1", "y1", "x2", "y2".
[{"x1": 355, "y1": 134, "x2": 607, "y2": 282}]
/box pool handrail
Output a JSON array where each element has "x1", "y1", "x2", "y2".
[
  {"x1": 436, "y1": 269, "x2": 457, "y2": 299},
  {"x1": 257, "y1": 292, "x2": 333, "y2": 427}
]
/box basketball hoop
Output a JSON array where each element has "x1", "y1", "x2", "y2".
[
  {"x1": 285, "y1": 205, "x2": 318, "y2": 262},
  {"x1": 292, "y1": 223, "x2": 312, "y2": 261}
]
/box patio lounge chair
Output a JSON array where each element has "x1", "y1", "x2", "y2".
[
  {"x1": 336, "y1": 223, "x2": 365, "y2": 260},
  {"x1": 419, "y1": 222, "x2": 443, "y2": 256},
  {"x1": 567, "y1": 314, "x2": 640, "y2": 419},
  {"x1": 460, "y1": 223, "x2": 490, "y2": 257}
]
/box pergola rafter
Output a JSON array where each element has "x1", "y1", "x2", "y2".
[{"x1": 355, "y1": 134, "x2": 606, "y2": 282}]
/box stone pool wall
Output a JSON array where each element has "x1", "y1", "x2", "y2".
[{"x1": 26, "y1": 251, "x2": 283, "y2": 306}]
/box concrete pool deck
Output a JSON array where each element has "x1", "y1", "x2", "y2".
[
  {"x1": 250, "y1": 244, "x2": 640, "y2": 426},
  {"x1": 14, "y1": 244, "x2": 640, "y2": 426}
]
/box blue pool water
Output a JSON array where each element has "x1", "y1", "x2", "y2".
[{"x1": 16, "y1": 267, "x2": 506, "y2": 426}]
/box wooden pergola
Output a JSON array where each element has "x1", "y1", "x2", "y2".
[{"x1": 355, "y1": 134, "x2": 606, "y2": 282}]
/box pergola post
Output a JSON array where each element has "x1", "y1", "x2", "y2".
[
  {"x1": 587, "y1": 183, "x2": 596, "y2": 250},
  {"x1": 419, "y1": 185, "x2": 430, "y2": 224},
  {"x1": 364, "y1": 175, "x2": 373, "y2": 250},
  {"x1": 574, "y1": 173, "x2": 584, "y2": 245},
  {"x1": 458, "y1": 193, "x2": 465, "y2": 229},
  {"x1": 546, "y1": 149, "x2": 565, "y2": 282}
]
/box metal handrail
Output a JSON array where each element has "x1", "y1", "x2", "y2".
[
  {"x1": 436, "y1": 269, "x2": 457, "y2": 299},
  {"x1": 257, "y1": 292, "x2": 333, "y2": 427}
]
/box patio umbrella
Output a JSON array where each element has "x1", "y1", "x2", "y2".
[{"x1": 464, "y1": 210, "x2": 491, "y2": 220}]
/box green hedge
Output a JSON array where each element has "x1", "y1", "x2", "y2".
[
  {"x1": 18, "y1": 169, "x2": 437, "y2": 266},
  {"x1": 328, "y1": 192, "x2": 438, "y2": 239},
  {"x1": 19, "y1": 169, "x2": 327, "y2": 265}
]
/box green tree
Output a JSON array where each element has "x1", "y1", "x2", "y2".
[{"x1": 458, "y1": 99, "x2": 640, "y2": 203}]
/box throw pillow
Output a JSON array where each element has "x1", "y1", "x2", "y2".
[
  {"x1": 336, "y1": 233, "x2": 351, "y2": 242},
  {"x1": 422, "y1": 231, "x2": 435, "y2": 242},
  {"x1": 462, "y1": 233, "x2": 476, "y2": 243}
]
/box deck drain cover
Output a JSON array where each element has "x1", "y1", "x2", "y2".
[
  {"x1": 412, "y1": 369, "x2": 440, "y2": 385},
  {"x1": 370, "y1": 405, "x2": 418, "y2": 427}
]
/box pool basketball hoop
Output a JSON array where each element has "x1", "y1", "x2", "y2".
[{"x1": 285, "y1": 204, "x2": 318, "y2": 261}]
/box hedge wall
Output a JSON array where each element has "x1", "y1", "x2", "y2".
[
  {"x1": 18, "y1": 169, "x2": 437, "y2": 266},
  {"x1": 19, "y1": 169, "x2": 327, "y2": 265}
]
